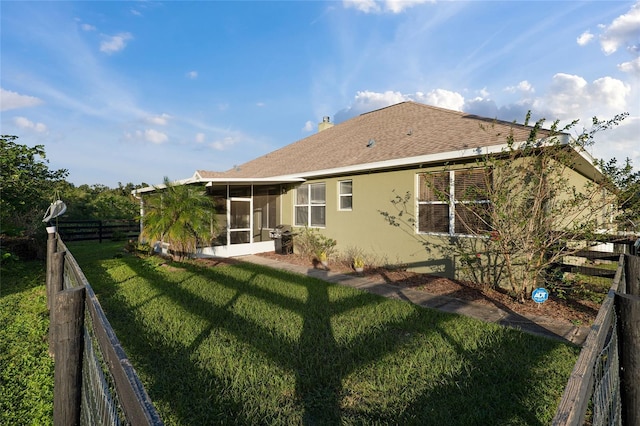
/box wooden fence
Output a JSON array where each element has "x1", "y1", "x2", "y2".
[
  {"x1": 56, "y1": 219, "x2": 139, "y2": 243},
  {"x1": 46, "y1": 226, "x2": 162, "y2": 425},
  {"x1": 553, "y1": 254, "x2": 640, "y2": 426}
]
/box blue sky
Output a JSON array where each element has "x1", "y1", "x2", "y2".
[{"x1": 1, "y1": 1, "x2": 639, "y2": 187}]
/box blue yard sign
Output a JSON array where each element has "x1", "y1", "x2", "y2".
[{"x1": 532, "y1": 287, "x2": 549, "y2": 304}]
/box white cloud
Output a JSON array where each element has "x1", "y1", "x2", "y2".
[
  {"x1": 146, "y1": 113, "x2": 172, "y2": 126},
  {"x1": 415, "y1": 89, "x2": 465, "y2": 111},
  {"x1": 600, "y1": 2, "x2": 640, "y2": 55},
  {"x1": 303, "y1": 120, "x2": 314, "y2": 132},
  {"x1": 256, "y1": 102, "x2": 265, "y2": 107},
  {"x1": 334, "y1": 89, "x2": 464, "y2": 123},
  {"x1": 343, "y1": 0, "x2": 380, "y2": 13},
  {"x1": 504, "y1": 81, "x2": 535, "y2": 94},
  {"x1": 591, "y1": 76, "x2": 630, "y2": 111},
  {"x1": 343, "y1": 0, "x2": 431, "y2": 14},
  {"x1": 619, "y1": 57, "x2": 640, "y2": 73},
  {"x1": 144, "y1": 129, "x2": 168, "y2": 144},
  {"x1": 186, "y1": 71, "x2": 198, "y2": 79},
  {"x1": 537, "y1": 73, "x2": 631, "y2": 120},
  {"x1": 13, "y1": 116, "x2": 48, "y2": 133},
  {"x1": 576, "y1": 31, "x2": 594, "y2": 46},
  {"x1": 385, "y1": 0, "x2": 432, "y2": 13},
  {"x1": 0, "y1": 88, "x2": 43, "y2": 111},
  {"x1": 540, "y1": 73, "x2": 589, "y2": 118},
  {"x1": 334, "y1": 90, "x2": 407, "y2": 122},
  {"x1": 195, "y1": 133, "x2": 206, "y2": 143},
  {"x1": 210, "y1": 136, "x2": 239, "y2": 151},
  {"x1": 81, "y1": 23, "x2": 96, "y2": 32},
  {"x1": 100, "y1": 32, "x2": 133, "y2": 54}
]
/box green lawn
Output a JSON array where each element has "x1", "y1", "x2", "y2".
[
  {"x1": 0, "y1": 259, "x2": 54, "y2": 425},
  {"x1": 69, "y1": 241, "x2": 579, "y2": 425}
]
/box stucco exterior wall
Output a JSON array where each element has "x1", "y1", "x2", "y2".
[
  {"x1": 280, "y1": 156, "x2": 609, "y2": 281},
  {"x1": 283, "y1": 165, "x2": 465, "y2": 277}
]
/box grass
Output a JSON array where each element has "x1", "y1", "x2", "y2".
[
  {"x1": 68, "y1": 240, "x2": 580, "y2": 425},
  {"x1": 0, "y1": 258, "x2": 54, "y2": 425}
]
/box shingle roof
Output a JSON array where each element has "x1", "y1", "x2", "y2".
[
  {"x1": 204, "y1": 101, "x2": 552, "y2": 179},
  {"x1": 196, "y1": 170, "x2": 228, "y2": 179}
]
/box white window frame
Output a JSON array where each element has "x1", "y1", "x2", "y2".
[
  {"x1": 338, "y1": 180, "x2": 353, "y2": 211},
  {"x1": 294, "y1": 183, "x2": 326, "y2": 227},
  {"x1": 417, "y1": 169, "x2": 490, "y2": 236}
]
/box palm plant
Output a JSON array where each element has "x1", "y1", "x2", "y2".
[{"x1": 141, "y1": 177, "x2": 217, "y2": 260}]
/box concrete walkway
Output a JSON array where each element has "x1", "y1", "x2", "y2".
[{"x1": 238, "y1": 254, "x2": 591, "y2": 346}]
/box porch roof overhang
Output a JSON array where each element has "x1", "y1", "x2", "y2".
[{"x1": 132, "y1": 176, "x2": 306, "y2": 195}]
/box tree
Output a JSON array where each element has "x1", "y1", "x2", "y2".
[
  {"x1": 57, "y1": 181, "x2": 140, "y2": 220},
  {"x1": 598, "y1": 157, "x2": 640, "y2": 232},
  {"x1": 140, "y1": 177, "x2": 217, "y2": 260},
  {"x1": 380, "y1": 113, "x2": 628, "y2": 302},
  {"x1": 448, "y1": 113, "x2": 628, "y2": 301},
  {"x1": 0, "y1": 135, "x2": 68, "y2": 236}
]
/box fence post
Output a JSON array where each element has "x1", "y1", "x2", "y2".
[
  {"x1": 53, "y1": 286, "x2": 86, "y2": 426},
  {"x1": 617, "y1": 254, "x2": 640, "y2": 426},
  {"x1": 46, "y1": 226, "x2": 57, "y2": 310},
  {"x1": 49, "y1": 250, "x2": 66, "y2": 357},
  {"x1": 626, "y1": 254, "x2": 640, "y2": 296}
]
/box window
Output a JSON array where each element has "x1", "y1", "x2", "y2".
[
  {"x1": 295, "y1": 183, "x2": 326, "y2": 227},
  {"x1": 339, "y1": 180, "x2": 352, "y2": 210},
  {"x1": 418, "y1": 169, "x2": 491, "y2": 235}
]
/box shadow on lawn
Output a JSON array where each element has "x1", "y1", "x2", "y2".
[{"x1": 78, "y1": 251, "x2": 571, "y2": 425}]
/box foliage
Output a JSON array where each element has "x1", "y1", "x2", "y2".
[
  {"x1": 380, "y1": 113, "x2": 627, "y2": 302},
  {"x1": 141, "y1": 177, "x2": 217, "y2": 260},
  {"x1": 68, "y1": 240, "x2": 579, "y2": 425},
  {"x1": 125, "y1": 239, "x2": 153, "y2": 255},
  {"x1": 0, "y1": 260, "x2": 54, "y2": 424},
  {"x1": 0, "y1": 135, "x2": 68, "y2": 237},
  {"x1": 598, "y1": 156, "x2": 640, "y2": 231},
  {"x1": 0, "y1": 248, "x2": 19, "y2": 266},
  {"x1": 293, "y1": 226, "x2": 337, "y2": 261},
  {"x1": 451, "y1": 113, "x2": 628, "y2": 301},
  {"x1": 57, "y1": 181, "x2": 142, "y2": 221}
]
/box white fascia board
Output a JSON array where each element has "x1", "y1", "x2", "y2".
[
  {"x1": 131, "y1": 176, "x2": 198, "y2": 195},
  {"x1": 276, "y1": 141, "x2": 521, "y2": 180},
  {"x1": 202, "y1": 177, "x2": 306, "y2": 186},
  {"x1": 275, "y1": 135, "x2": 586, "y2": 180}
]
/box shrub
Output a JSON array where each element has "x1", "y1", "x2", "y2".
[{"x1": 294, "y1": 227, "x2": 337, "y2": 261}]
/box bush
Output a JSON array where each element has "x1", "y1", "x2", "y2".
[
  {"x1": 0, "y1": 248, "x2": 19, "y2": 266},
  {"x1": 293, "y1": 227, "x2": 337, "y2": 261}
]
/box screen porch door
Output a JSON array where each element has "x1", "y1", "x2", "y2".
[{"x1": 229, "y1": 198, "x2": 251, "y2": 244}]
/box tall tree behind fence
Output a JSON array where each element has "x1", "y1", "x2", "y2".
[{"x1": 45, "y1": 226, "x2": 162, "y2": 425}]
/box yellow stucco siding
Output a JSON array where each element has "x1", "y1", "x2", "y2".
[
  {"x1": 280, "y1": 155, "x2": 608, "y2": 281},
  {"x1": 284, "y1": 165, "x2": 471, "y2": 277}
]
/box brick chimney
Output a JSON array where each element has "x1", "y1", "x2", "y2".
[{"x1": 318, "y1": 116, "x2": 334, "y2": 132}]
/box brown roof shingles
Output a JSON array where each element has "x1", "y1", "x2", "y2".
[{"x1": 204, "y1": 101, "x2": 546, "y2": 179}]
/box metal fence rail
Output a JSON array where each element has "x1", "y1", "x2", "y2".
[{"x1": 47, "y1": 229, "x2": 162, "y2": 425}]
